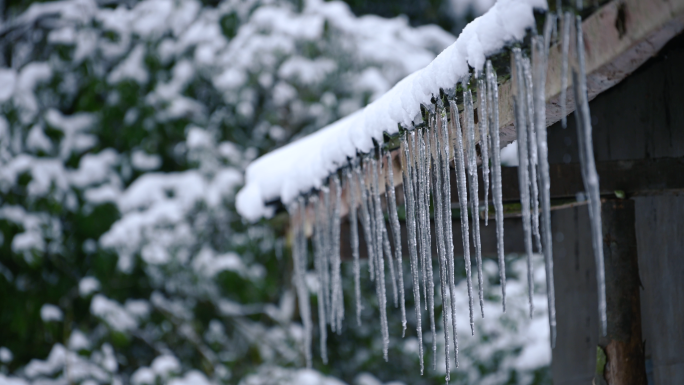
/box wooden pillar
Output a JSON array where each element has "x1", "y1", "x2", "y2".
[{"x1": 599, "y1": 199, "x2": 647, "y2": 384}]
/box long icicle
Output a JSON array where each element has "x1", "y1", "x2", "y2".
[
  {"x1": 347, "y1": 165, "x2": 363, "y2": 327},
  {"x1": 465, "y1": 87, "x2": 485, "y2": 319},
  {"x1": 449, "y1": 99, "x2": 475, "y2": 335},
  {"x1": 486, "y1": 61, "x2": 506, "y2": 312},
  {"x1": 290, "y1": 200, "x2": 312, "y2": 368},
  {"x1": 385, "y1": 150, "x2": 407, "y2": 335},
  {"x1": 533, "y1": 30, "x2": 557, "y2": 349},
  {"x1": 513, "y1": 48, "x2": 535, "y2": 319},
  {"x1": 330, "y1": 175, "x2": 344, "y2": 333},
  {"x1": 357, "y1": 160, "x2": 375, "y2": 282},
  {"x1": 430, "y1": 110, "x2": 451, "y2": 380},
  {"x1": 321, "y1": 186, "x2": 333, "y2": 329},
  {"x1": 312, "y1": 196, "x2": 328, "y2": 363},
  {"x1": 441, "y1": 102, "x2": 459, "y2": 366},
  {"x1": 414, "y1": 131, "x2": 429, "y2": 311},
  {"x1": 372, "y1": 155, "x2": 390, "y2": 361},
  {"x1": 421, "y1": 127, "x2": 437, "y2": 369},
  {"x1": 478, "y1": 78, "x2": 490, "y2": 226},
  {"x1": 411, "y1": 132, "x2": 426, "y2": 307},
  {"x1": 560, "y1": 11, "x2": 572, "y2": 128},
  {"x1": 382, "y1": 218, "x2": 399, "y2": 308},
  {"x1": 523, "y1": 57, "x2": 543, "y2": 254},
  {"x1": 573, "y1": 15, "x2": 607, "y2": 337},
  {"x1": 401, "y1": 132, "x2": 424, "y2": 374},
  {"x1": 380, "y1": 151, "x2": 398, "y2": 309}
]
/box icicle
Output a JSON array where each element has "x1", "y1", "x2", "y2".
[
  {"x1": 420, "y1": 127, "x2": 437, "y2": 369},
  {"x1": 464, "y1": 87, "x2": 485, "y2": 319},
  {"x1": 385, "y1": 150, "x2": 407, "y2": 335},
  {"x1": 448, "y1": 99, "x2": 475, "y2": 335},
  {"x1": 478, "y1": 78, "x2": 491, "y2": 226},
  {"x1": 560, "y1": 11, "x2": 572, "y2": 128},
  {"x1": 430, "y1": 111, "x2": 451, "y2": 380},
  {"x1": 544, "y1": 12, "x2": 556, "y2": 57},
  {"x1": 356, "y1": 160, "x2": 375, "y2": 282},
  {"x1": 401, "y1": 133, "x2": 424, "y2": 374},
  {"x1": 533, "y1": 31, "x2": 557, "y2": 349},
  {"x1": 440, "y1": 105, "x2": 459, "y2": 366},
  {"x1": 312, "y1": 196, "x2": 328, "y2": 364},
  {"x1": 523, "y1": 58, "x2": 542, "y2": 254},
  {"x1": 573, "y1": 15, "x2": 607, "y2": 337},
  {"x1": 513, "y1": 48, "x2": 535, "y2": 319},
  {"x1": 330, "y1": 175, "x2": 344, "y2": 333},
  {"x1": 368, "y1": 158, "x2": 380, "y2": 281},
  {"x1": 412, "y1": 132, "x2": 426, "y2": 309},
  {"x1": 321, "y1": 186, "x2": 333, "y2": 329},
  {"x1": 372, "y1": 155, "x2": 390, "y2": 361},
  {"x1": 383, "y1": 220, "x2": 398, "y2": 308},
  {"x1": 347, "y1": 166, "x2": 363, "y2": 327},
  {"x1": 289, "y1": 200, "x2": 312, "y2": 368},
  {"x1": 486, "y1": 61, "x2": 506, "y2": 313}
]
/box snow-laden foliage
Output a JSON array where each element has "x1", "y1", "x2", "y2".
[{"x1": 0, "y1": 0, "x2": 550, "y2": 383}]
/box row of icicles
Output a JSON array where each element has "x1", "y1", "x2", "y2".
[{"x1": 288, "y1": 11, "x2": 606, "y2": 381}]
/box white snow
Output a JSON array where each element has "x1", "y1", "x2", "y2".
[
  {"x1": 90, "y1": 294, "x2": 138, "y2": 332},
  {"x1": 79, "y1": 276, "x2": 101, "y2": 296},
  {"x1": 0, "y1": 347, "x2": 14, "y2": 363},
  {"x1": 40, "y1": 304, "x2": 64, "y2": 322},
  {"x1": 68, "y1": 330, "x2": 91, "y2": 351},
  {"x1": 500, "y1": 140, "x2": 519, "y2": 166},
  {"x1": 131, "y1": 150, "x2": 162, "y2": 171},
  {"x1": 237, "y1": 0, "x2": 547, "y2": 221}
]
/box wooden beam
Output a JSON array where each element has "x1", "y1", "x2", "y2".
[
  {"x1": 599, "y1": 199, "x2": 647, "y2": 384},
  {"x1": 478, "y1": 157, "x2": 684, "y2": 203}
]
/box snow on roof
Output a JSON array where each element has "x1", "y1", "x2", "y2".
[{"x1": 236, "y1": 0, "x2": 547, "y2": 221}]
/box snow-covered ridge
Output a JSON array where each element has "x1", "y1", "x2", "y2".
[{"x1": 236, "y1": 0, "x2": 547, "y2": 221}]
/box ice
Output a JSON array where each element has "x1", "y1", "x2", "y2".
[
  {"x1": 321, "y1": 187, "x2": 334, "y2": 329},
  {"x1": 312, "y1": 196, "x2": 329, "y2": 363},
  {"x1": 412, "y1": 132, "x2": 427, "y2": 308},
  {"x1": 573, "y1": 15, "x2": 607, "y2": 337},
  {"x1": 420, "y1": 129, "x2": 437, "y2": 367},
  {"x1": 440, "y1": 105, "x2": 459, "y2": 365},
  {"x1": 478, "y1": 77, "x2": 491, "y2": 226},
  {"x1": 429, "y1": 112, "x2": 450, "y2": 380},
  {"x1": 533, "y1": 31, "x2": 557, "y2": 348},
  {"x1": 448, "y1": 99, "x2": 474, "y2": 335},
  {"x1": 330, "y1": 175, "x2": 344, "y2": 333},
  {"x1": 347, "y1": 168, "x2": 363, "y2": 327},
  {"x1": 513, "y1": 48, "x2": 535, "y2": 319},
  {"x1": 560, "y1": 12, "x2": 571, "y2": 128},
  {"x1": 371, "y1": 156, "x2": 390, "y2": 361},
  {"x1": 289, "y1": 201, "x2": 312, "y2": 368},
  {"x1": 486, "y1": 60, "x2": 507, "y2": 312},
  {"x1": 382, "y1": 218, "x2": 399, "y2": 308},
  {"x1": 464, "y1": 88, "x2": 485, "y2": 319},
  {"x1": 355, "y1": 160, "x2": 376, "y2": 281},
  {"x1": 523, "y1": 58, "x2": 542, "y2": 254},
  {"x1": 400, "y1": 133, "x2": 424, "y2": 374},
  {"x1": 385, "y1": 150, "x2": 407, "y2": 334}
]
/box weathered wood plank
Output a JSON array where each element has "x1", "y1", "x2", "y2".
[
  {"x1": 550, "y1": 204, "x2": 600, "y2": 384},
  {"x1": 634, "y1": 193, "x2": 684, "y2": 385},
  {"x1": 599, "y1": 199, "x2": 646, "y2": 385}
]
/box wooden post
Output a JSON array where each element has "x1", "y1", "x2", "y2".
[{"x1": 599, "y1": 199, "x2": 647, "y2": 384}]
